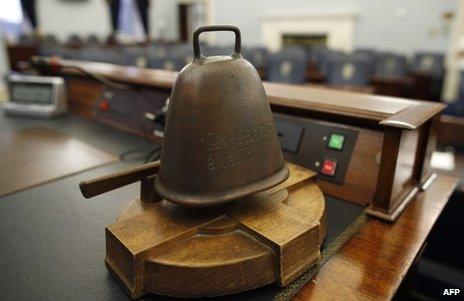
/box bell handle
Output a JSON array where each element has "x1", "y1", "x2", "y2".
[{"x1": 193, "y1": 25, "x2": 241, "y2": 59}]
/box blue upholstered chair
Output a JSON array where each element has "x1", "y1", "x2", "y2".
[
  {"x1": 171, "y1": 43, "x2": 194, "y2": 65},
  {"x1": 147, "y1": 54, "x2": 186, "y2": 72},
  {"x1": 242, "y1": 47, "x2": 268, "y2": 70},
  {"x1": 38, "y1": 47, "x2": 67, "y2": 58},
  {"x1": 122, "y1": 46, "x2": 151, "y2": 67},
  {"x1": 354, "y1": 48, "x2": 378, "y2": 58},
  {"x1": 87, "y1": 34, "x2": 100, "y2": 45},
  {"x1": 374, "y1": 53, "x2": 408, "y2": 77},
  {"x1": 77, "y1": 47, "x2": 125, "y2": 65},
  {"x1": 317, "y1": 50, "x2": 347, "y2": 77},
  {"x1": 66, "y1": 34, "x2": 83, "y2": 47},
  {"x1": 412, "y1": 52, "x2": 445, "y2": 76},
  {"x1": 202, "y1": 45, "x2": 234, "y2": 57},
  {"x1": 266, "y1": 47, "x2": 308, "y2": 84},
  {"x1": 412, "y1": 52, "x2": 446, "y2": 100},
  {"x1": 326, "y1": 57, "x2": 371, "y2": 86},
  {"x1": 18, "y1": 34, "x2": 37, "y2": 45},
  {"x1": 42, "y1": 34, "x2": 58, "y2": 46}
]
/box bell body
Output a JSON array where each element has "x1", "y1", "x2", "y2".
[{"x1": 154, "y1": 26, "x2": 289, "y2": 206}]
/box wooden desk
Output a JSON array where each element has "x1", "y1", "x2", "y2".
[
  {"x1": 294, "y1": 175, "x2": 457, "y2": 300},
  {"x1": 0, "y1": 116, "x2": 456, "y2": 301},
  {"x1": 57, "y1": 60, "x2": 447, "y2": 219},
  {"x1": 0, "y1": 127, "x2": 117, "y2": 197},
  {"x1": 29, "y1": 60, "x2": 457, "y2": 299}
]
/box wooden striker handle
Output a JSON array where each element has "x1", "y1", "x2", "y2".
[{"x1": 79, "y1": 160, "x2": 160, "y2": 198}]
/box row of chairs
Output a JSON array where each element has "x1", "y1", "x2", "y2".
[
  {"x1": 39, "y1": 43, "x2": 445, "y2": 88},
  {"x1": 266, "y1": 46, "x2": 444, "y2": 86},
  {"x1": 39, "y1": 43, "x2": 268, "y2": 72},
  {"x1": 18, "y1": 33, "x2": 102, "y2": 47}
]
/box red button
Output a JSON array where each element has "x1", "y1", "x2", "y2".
[
  {"x1": 320, "y1": 159, "x2": 337, "y2": 176},
  {"x1": 99, "y1": 100, "x2": 110, "y2": 111}
]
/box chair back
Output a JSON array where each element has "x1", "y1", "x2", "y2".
[
  {"x1": 412, "y1": 52, "x2": 444, "y2": 76},
  {"x1": 374, "y1": 53, "x2": 408, "y2": 77},
  {"x1": 147, "y1": 54, "x2": 186, "y2": 71},
  {"x1": 266, "y1": 47, "x2": 308, "y2": 84},
  {"x1": 326, "y1": 57, "x2": 371, "y2": 86},
  {"x1": 242, "y1": 47, "x2": 268, "y2": 69}
]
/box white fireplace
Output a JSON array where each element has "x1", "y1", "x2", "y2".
[{"x1": 260, "y1": 7, "x2": 359, "y2": 51}]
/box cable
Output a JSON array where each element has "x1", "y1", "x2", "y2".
[
  {"x1": 145, "y1": 146, "x2": 161, "y2": 163},
  {"x1": 30, "y1": 56, "x2": 131, "y2": 90},
  {"x1": 62, "y1": 65, "x2": 131, "y2": 90}
]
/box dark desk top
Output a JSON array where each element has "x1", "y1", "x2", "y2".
[
  {"x1": 0, "y1": 114, "x2": 156, "y2": 300},
  {"x1": 0, "y1": 113, "x2": 154, "y2": 156}
]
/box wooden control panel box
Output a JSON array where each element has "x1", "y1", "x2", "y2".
[{"x1": 58, "y1": 60, "x2": 445, "y2": 221}]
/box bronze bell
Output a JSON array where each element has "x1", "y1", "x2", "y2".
[{"x1": 154, "y1": 25, "x2": 289, "y2": 207}]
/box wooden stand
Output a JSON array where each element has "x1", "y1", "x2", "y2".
[{"x1": 105, "y1": 163, "x2": 326, "y2": 299}]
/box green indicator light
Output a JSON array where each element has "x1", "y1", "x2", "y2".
[{"x1": 328, "y1": 134, "x2": 345, "y2": 150}]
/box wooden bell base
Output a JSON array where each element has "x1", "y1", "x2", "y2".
[{"x1": 105, "y1": 163, "x2": 326, "y2": 299}]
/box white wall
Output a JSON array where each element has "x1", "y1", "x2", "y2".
[
  {"x1": 211, "y1": 0, "x2": 456, "y2": 54},
  {"x1": 27, "y1": 0, "x2": 458, "y2": 54},
  {"x1": 36, "y1": 0, "x2": 178, "y2": 41},
  {"x1": 148, "y1": 0, "x2": 178, "y2": 40},
  {"x1": 443, "y1": 0, "x2": 464, "y2": 101},
  {"x1": 37, "y1": 0, "x2": 111, "y2": 41},
  {"x1": 353, "y1": 0, "x2": 455, "y2": 54}
]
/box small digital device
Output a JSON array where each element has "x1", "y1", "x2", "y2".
[{"x1": 3, "y1": 74, "x2": 68, "y2": 118}]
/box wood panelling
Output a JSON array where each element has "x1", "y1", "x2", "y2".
[
  {"x1": 390, "y1": 129, "x2": 420, "y2": 205},
  {"x1": 371, "y1": 128, "x2": 421, "y2": 217},
  {"x1": 372, "y1": 128, "x2": 402, "y2": 211},
  {"x1": 67, "y1": 78, "x2": 103, "y2": 118}
]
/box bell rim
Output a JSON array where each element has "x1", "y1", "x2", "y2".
[{"x1": 154, "y1": 164, "x2": 290, "y2": 207}]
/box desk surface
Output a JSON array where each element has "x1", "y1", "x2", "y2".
[
  {"x1": 0, "y1": 114, "x2": 458, "y2": 301},
  {"x1": 0, "y1": 127, "x2": 117, "y2": 197},
  {"x1": 294, "y1": 175, "x2": 457, "y2": 300}
]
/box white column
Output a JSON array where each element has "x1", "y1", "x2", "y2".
[
  {"x1": 442, "y1": 0, "x2": 464, "y2": 102},
  {"x1": 0, "y1": 31, "x2": 9, "y2": 101}
]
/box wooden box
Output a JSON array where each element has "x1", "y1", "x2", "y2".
[{"x1": 60, "y1": 61, "x2": 445, "y2": 220}]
